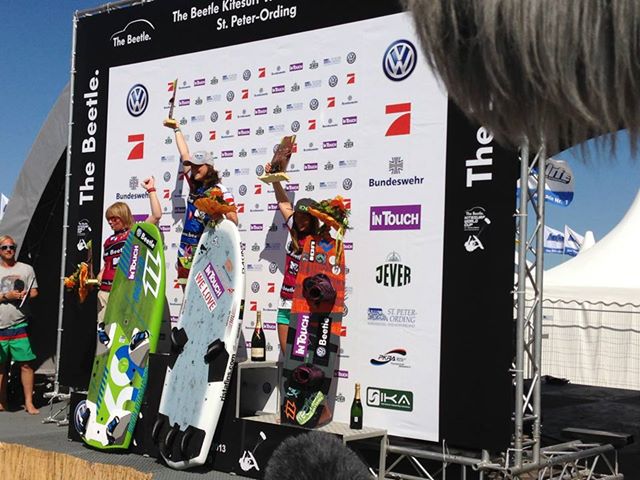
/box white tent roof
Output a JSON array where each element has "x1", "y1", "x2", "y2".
[{"x1": 544, "y1": 189, "x2": 640, "y2": 305}]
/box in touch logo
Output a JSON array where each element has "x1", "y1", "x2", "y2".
[
  {"x1": 370, "y1": 205, "x2": 421, "y2": 231},
  {"x1": 127, "y1": 134, "x2": 144, "y2": 160},
  {"x1": 385, "y1": 103, "x2": 411, "y2": 136},
  {"x1": 203, "y1": 263, "x2": 225, "y2": 299},
  {"x1": 292, "y1": 314, "x2": 310, "y2": 358},
  {"x1": 127, "y1": 245, "x2": 140, "y2": 280},
  {"x1": 367, "y1": 387, "x2": 413, "y2": 411}
]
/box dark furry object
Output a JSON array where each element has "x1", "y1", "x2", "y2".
[
  {"x1": 264, "y1": 431, "x2": 370, "y2": 480},
  {"x1": 404, "y1": 0, "x2": 640, "y2": 154}
]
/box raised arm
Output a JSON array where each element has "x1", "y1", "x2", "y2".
[
  {"x1": 141, "y1": 176, "x2": 162, "y2": 224},
  {"x1": 272, "y1": 181, "x2": 294, "y2": 220},
  {"x1": 164, "y1": 118, "x2": 192, "y2": 177}
]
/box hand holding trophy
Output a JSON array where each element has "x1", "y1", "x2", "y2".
[{"x1": 258, "y1": 135, "x2": 296, "y2": 183}]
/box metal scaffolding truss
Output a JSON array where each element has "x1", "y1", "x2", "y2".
[{"x1": 381, "y1": 145, "x2": 623, "y2": 480}]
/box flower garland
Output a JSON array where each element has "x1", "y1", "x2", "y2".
[
  {"x1": 194, "y1": 187, "x2": 237, "y2": 220},
  {"x1": 64, "y1": 262, "x2": 92, "y2": 303},
  {"x1": 307, "y1": 195, "x2": 351, "y2": 260}
]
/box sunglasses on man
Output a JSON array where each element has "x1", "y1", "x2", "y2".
[{"x1": 0, "y1": 245, "x2": 16, "y2": 251}]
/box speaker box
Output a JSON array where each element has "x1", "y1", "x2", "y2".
[{"x1": 68, "y1": 390, "x2": 88, "y2": 442}]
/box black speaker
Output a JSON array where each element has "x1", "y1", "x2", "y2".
[
  {"x1": 68, "y1": 390, "x2": 88, "y2": 442},
  {"x1": 131, "y1": 353, "x2": 170, "y2": 457}
]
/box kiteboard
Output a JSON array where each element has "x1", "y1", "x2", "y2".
[
  {"x1": 280, "y1": 234, "x2": 345, "y2": 428},
  {"x1": 74, "y1": 222, "x2": 166, "y2": 449},
  {"x1": 153, "y1": 219, "x2": 245, "y2": 469}
]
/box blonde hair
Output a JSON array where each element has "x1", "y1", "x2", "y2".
[
  {"x1": 404, "y1": 0, "x2": 640, "y2": 154},
  {"x1": 105, "y1": 202, "x2": 133, "y2": 230},
  {"x1": 0, "y1": 235, "x2": 16, "y2": 247}
]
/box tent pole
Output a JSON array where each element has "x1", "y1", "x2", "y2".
[{"x1": 43, "y1": 9, "x2": 79, "y2": 425}]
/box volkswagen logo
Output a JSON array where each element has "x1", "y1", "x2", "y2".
[
  {"x1": 127, "y1": 84, "x2": 148, "y2": 117},
  {"x1": 226, "y1": 90, "x2": 235, "y2": 102},
  {"x1": 346, "y1": 51, "x2": 357, "y2": 64},
  {"x1": 291, "y1": 121, "x2": 300, "y2": 132},
  {"x1": 210, "y1": 111, "x2": 219, "y2": 122},
  {"x1": 243, "y1": 69, "x2": 252, "y2": 81},
  {"x1": 343, "y1": 178, "x2": 353, "y2": 190},
  {"x1": 256, "y1": 165, "x2": 265, "y2": 176},
  {"x1": 383, "y1": 39, "x2": 417, "y2": 81},
  {"x1": 269, "y1": 262, "x2": 278, "y2": 274},
  {"x1": 251, "y1": 282, "x2": 260, "y2": 293},
  {"x1": 309, "y1": 98, "x2": 319, "y2": 110},
  {"x1": 328, "y1": 75, "x2": 338, "y2": 87},
  {"x1": 239, "y1": 185, "x2": 247, "y2": 196},
  {"x1": 73, "y1": 400, "x2": 89, "y2": 434},
  {"x1": 195, "y1": 131, "x2": 203, "y2": 142}
]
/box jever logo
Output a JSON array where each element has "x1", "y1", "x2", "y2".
[
  {"x1": 376, "y1": 252, "x2": 411, "y2": 287},
  {"x1": 385, "y1": 103, "x2": 411, "y2": 136}
]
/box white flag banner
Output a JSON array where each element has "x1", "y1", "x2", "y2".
[
  {"x1": 564, "y1": 225, "x2": 584, "y2": 256},
  {"x1": 517, "y1": 158, "x2": 575, "y2": 207},
  {"x1": 0, "y1": 194, "x2": 8, "y2": 221},
  {"x1": 543, "y1": 225, "x2": 565, "y2": 254}
]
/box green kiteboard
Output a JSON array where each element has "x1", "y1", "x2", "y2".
[{"x1": 74, "y1": 222, "x2": 165, "y2": 449}]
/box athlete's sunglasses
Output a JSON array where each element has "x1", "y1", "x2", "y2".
[{"x1": 0, "y1": 245, "x2": 16, "y2": 251}]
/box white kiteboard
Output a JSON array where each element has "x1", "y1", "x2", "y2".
[{"x1": 153, "y1": 219, "x2": 245, "y2": 469}]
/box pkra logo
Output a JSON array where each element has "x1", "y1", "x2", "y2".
[
  {"x1": 383, "y1": 39, "x2": 417, "y2": 81},
  {"x1": 127, "y1": 134, "x2": 144, "y2": 160},
  {"x1": 385, "y1": 103, "x2": 411, "y2": 136},
  {"x1": 127, "y1": 84, "x2": 148, "y2": 117}
]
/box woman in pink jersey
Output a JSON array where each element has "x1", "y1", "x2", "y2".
[{"x1": 96, "y1": 177, "x2": 161, "y2": 323}]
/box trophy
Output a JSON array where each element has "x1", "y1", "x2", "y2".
[
  {"x1": 168, "y1": 78, "x2": 178, "y2": 119},
  {"x1": 258, "y1": 135, "x2": 296, "y2": 183}
]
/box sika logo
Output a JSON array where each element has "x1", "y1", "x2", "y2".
[
  {"x1": 370, "y1": 205, "x2": 421, "y2": 231},
  {"x1": 383, "y1": 40, "x2": 418, "y2": 81},
  {"x1": 367, "y1": 387, "x2": 413, "y2": 412},
  {"x1": 385, "y1": 103, "x2": 411, "y2": 136},
  {"x1": 376, "y1": 252, "x2": 411, "y2": 287},
  {"x1": 126, "y1": 84, "x2": 148, "y2": 117},
  {"x1": 127, "y1": 134, "x2": 144, "y2": 160}
]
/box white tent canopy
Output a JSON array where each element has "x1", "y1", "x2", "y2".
[
  {"x1": 541, "y1": 189, "x2": 640, "y2": 389},
  {"x1": 544, "y1": 189, "x2": 640, "y2": 306}
]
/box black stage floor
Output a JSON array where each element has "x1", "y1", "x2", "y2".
[{"x1": 1, "y1": 381, "x2": 639, "y2": 478}]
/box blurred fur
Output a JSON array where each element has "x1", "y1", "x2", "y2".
[
  {"x1": 264, "y1": 431, "x2": 369, "y2": 480},
  {"x1": 404, "y1": 0, "x2": 640, "y2": 154}
]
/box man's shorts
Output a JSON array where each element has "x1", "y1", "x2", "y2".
[{"x1": 0, "y1": 322, "x2": 36, "y2": 364}]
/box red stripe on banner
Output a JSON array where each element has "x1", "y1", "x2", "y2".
[{"x1": 385, "y1": 103, "x2": 411, "y2": 114}]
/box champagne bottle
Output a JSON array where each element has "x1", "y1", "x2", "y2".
[
  {"x1": 251, "y1": 311, "x2": 266, "y2": 361},
  {"x1": 350, "y1": 383, "x2": 363, "y2": 429}
]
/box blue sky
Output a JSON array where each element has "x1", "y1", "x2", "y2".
[{"x1": 1, "y1": 1, "x2": 638, "y2": 268}]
